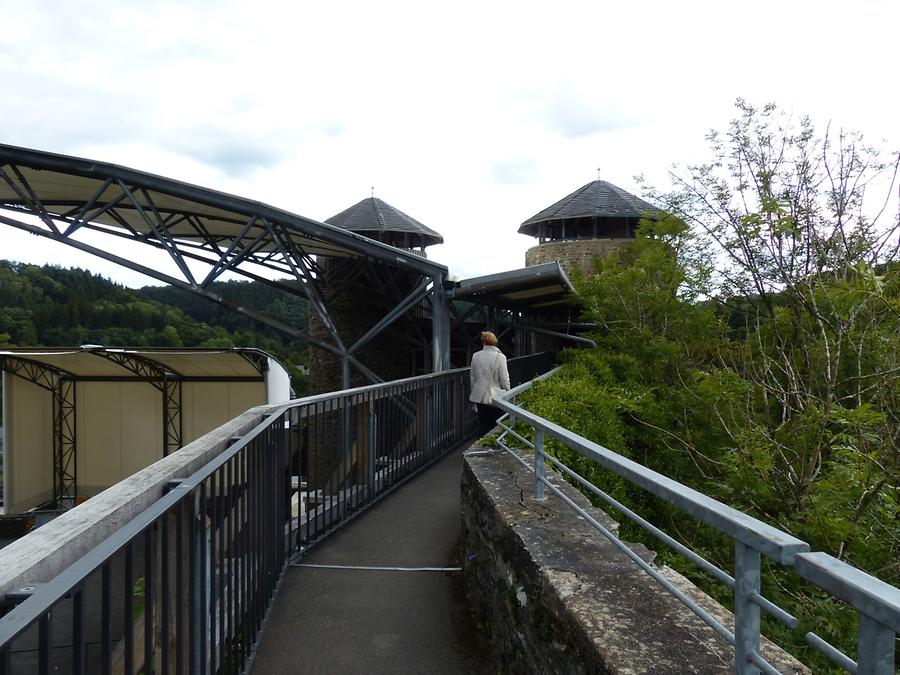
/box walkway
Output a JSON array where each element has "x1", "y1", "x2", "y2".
[{"x1": 250, "y1": 446, "x2": 488, "y2": 674}]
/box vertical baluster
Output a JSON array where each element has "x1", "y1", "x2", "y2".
[
  {"x1": 264, "y1": 426, "x2": 273, "y2": 597},
  {"x1": 38, "y1": 611, "x2": 50, "y2": 675},
  {"x1": 175, "y1": 502, "x2": 184, "y2": 675},
  {"x1": 218, "y1": 465, "x2": 226, "y2": 671},
  {"x1": 72, "y1": 587, "x2": 85, "y2": 675},
  {"x1": 239, "y1": 448, "x2": 248, "y2": 667},
  {"x1": 211, "y1": 467, "x2": 226, "y2": 672},
  {"x1": 199, "y1": 480, "x2": 208, "y2": 675},
  {"x1": 533, "y1": 429, "x2": 545, "y2": 499},
  {"x1": 733, "y1": 542, "x2": 761, "y2": 675},
  {"x1": 856, "y1": 614, "x2": 894, "y2": 675},
  {"x1": 286, "y1": 410, "x2": 296, "y2": 552},
  {"x1": 188, "y1": 489, "x2": 198, "y2": 675},
  {"x1": 252, "y1": 433, "x2": 261, "y2": 636},
  {"x1": 102, "y1": 561, "x2": 111, "y2": 675},
  {"x1": 144, "y1": 527, "x2": 155, "y2": 675},
  {"x1": 125, "y1": 544, "x2": 134, "y2": 675},
  {"x1": 161, "y1": 510, "x2": 170, "y2": 675},
  {"x1": 225, "y1": 458, "x2": 235, "y2": 668},
  {"x1": 0, "y1": 643, "x2": 10, "y2": 675}
]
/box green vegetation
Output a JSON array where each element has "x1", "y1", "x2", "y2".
[
  {"x1": 518, "y1": 101, "x2": 899, "y2": 670},
  {"x1": 0, "y1": 262, "x2": 310, "y2": 394}
]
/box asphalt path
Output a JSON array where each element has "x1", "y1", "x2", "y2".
[{"x1": 250, "y1": 446, "x2": 490, "y2": 675}]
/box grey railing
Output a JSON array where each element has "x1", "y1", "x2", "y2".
[
  {"x1": 493, "y1": 369, "x2": 899, "y2": 675},
  {"x1": 0, "y1": 368, "x2": 476, "y2": 675}
]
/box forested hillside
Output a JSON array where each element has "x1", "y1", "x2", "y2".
[
  {"x1": 0, "y1": 261, "x2": 310, "y2": 394},
  {"x1": 517, "y1": 102, "x2": 900, "y2": 670}
]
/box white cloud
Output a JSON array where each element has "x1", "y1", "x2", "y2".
[{"x1": 0, "y1": 0, "x2": 897, "y2": 285}]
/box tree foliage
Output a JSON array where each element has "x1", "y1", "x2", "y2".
[
  {"x1": 521, "y1": 101, "x2": 900, "y2": 670},
  {"x1": 0, "y1": 261, "x2": 310, "y2": 394}
]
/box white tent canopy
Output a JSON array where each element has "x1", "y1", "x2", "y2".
[{"x1": 1, "y1": 347, "x2": 290, "y2": 514}]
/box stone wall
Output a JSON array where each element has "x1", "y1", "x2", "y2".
[
  {"x1": 525, "y1": 239, "x2": 632, "y2": 276},
  {"x1": 461, "y1": 442, "x2": 808, "y2": 674}
]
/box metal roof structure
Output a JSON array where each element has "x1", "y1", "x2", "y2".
[
  {"x1": 450, "y1": 262, "x2": 574, "y2": 311},
  {"x1": 0, "y1": 143, "x2": 588, "y2": 389},
  {"x1": 0, "y1": 145, "x2": 444, "y2": 274},
  {"x1": 519, "y1": 180, "x2": 655, "y2": 237},
  {"x1": 326, "y1": 197, "x2": 443, "y2": 247},
  {"x1": 0, "y1": 144, "x2": 452, "y2": 387}
]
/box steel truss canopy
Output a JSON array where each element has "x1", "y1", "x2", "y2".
[
  {"x1": 0, "y1": 143, "x2": 445, "y2": 276},
  {"x1": 0, "y1": 144, "x2": 452, "y2": 386},
  {"x1": 449, "y1": 262, "x2": 575, "y2": 311}
]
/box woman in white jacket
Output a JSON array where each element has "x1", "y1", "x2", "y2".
[{"x1": 469, "y1": 331, "x2": 510, "y2": 436}]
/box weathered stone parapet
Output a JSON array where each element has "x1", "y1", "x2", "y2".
[{"x1": 461, "y1": 442, "x2": 808, "y2": 674}]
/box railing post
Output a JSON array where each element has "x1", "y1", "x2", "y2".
[
  {"x1": 533, "y1": 429, "x2": 545, "y2": 500},
  {"x1": 367, "y1": 404, "x2": 377, "y2": 498},
  {"x1": 857, "y1": 614, "x2": 895, "y2": 674},
  {"x1": 734, "y1": 542, "x2": 761, "y2": 674}
]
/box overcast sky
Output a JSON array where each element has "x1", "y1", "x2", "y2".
[{"x1": 1, "y1": 0, "x2": 897, "y2": 286}]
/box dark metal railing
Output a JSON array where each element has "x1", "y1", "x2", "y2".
[{"x1": 0, "y1": 368, "x2": 475, "y2": 675}]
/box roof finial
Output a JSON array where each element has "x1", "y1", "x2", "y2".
[
  {"x1": 596, "y1": 167, "x2": 601, "y2": 180},
  {"x1": 371, "y1": 186, "x2": 375, "y2": 199}
]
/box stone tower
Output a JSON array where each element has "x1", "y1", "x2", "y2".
[
  {"x1": 308, "y1": 197, "x2": 443, "y2": 393},
  {"x1": 520, "y1": 180, "x2": 654, "y2": 276}
]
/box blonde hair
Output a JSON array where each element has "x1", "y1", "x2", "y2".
[{"x1": 480, "y1": 331, "x2": 498, "y2": 346}]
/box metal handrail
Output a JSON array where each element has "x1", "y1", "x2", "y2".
[{"x1": 491, "y1": 372, "x2": 899, "y2": 675}]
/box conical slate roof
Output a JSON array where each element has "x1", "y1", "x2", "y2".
[
  {"x1": 518, "y1": 180, "x2": 655, "y2": 237},
  {"x1": 326, "y1": 197, "x2": 443, "y2": 247}
]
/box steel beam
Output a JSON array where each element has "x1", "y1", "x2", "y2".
[
  {"x1": 265, "y1": 219, "x2": 346, "y2": 352},
  {"x1": 431, "y1": 273, "x2": 449, "y2": 372},
  {"x1": 53, "y1": 377, "x2": 77, "y2": 507},
  {"x1": 503, "y1": 322, "x2": 598, "y2": 349},
  {"x1": 163, "y1": 377, "x2": 182, "y2": 456},
  {"x1": 348, "y1": 278, "x2": 432, "y2": 355}
]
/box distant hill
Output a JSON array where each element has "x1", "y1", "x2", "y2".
[{"x1": 0, "y1": 260, "x2": 309, "y2": 394}]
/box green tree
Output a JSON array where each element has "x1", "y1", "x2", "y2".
[{"x1": 522, "y1": 100, "x2": 900, "y2": 670}]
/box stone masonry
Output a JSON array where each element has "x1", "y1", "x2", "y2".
[
  {"x1": 460, "y1": 441, "x2": 808, "y2": 675},
  {"x1": 525, "y1": 239, "x2": 633, "y2": 277}
]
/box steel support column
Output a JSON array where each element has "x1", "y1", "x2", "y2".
[
  {"x1": 52, "y1": 377, "x2": 77, "y2": 507},
  {"x1": 163, "y1": 376, "x2": 183, "y2": 456},
  {"x1": 430, "y1": 273, "x2": 449, "y2": 372},
  {"x1": 3, "y1": 357, "x2": 78, "y2": 507}
]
